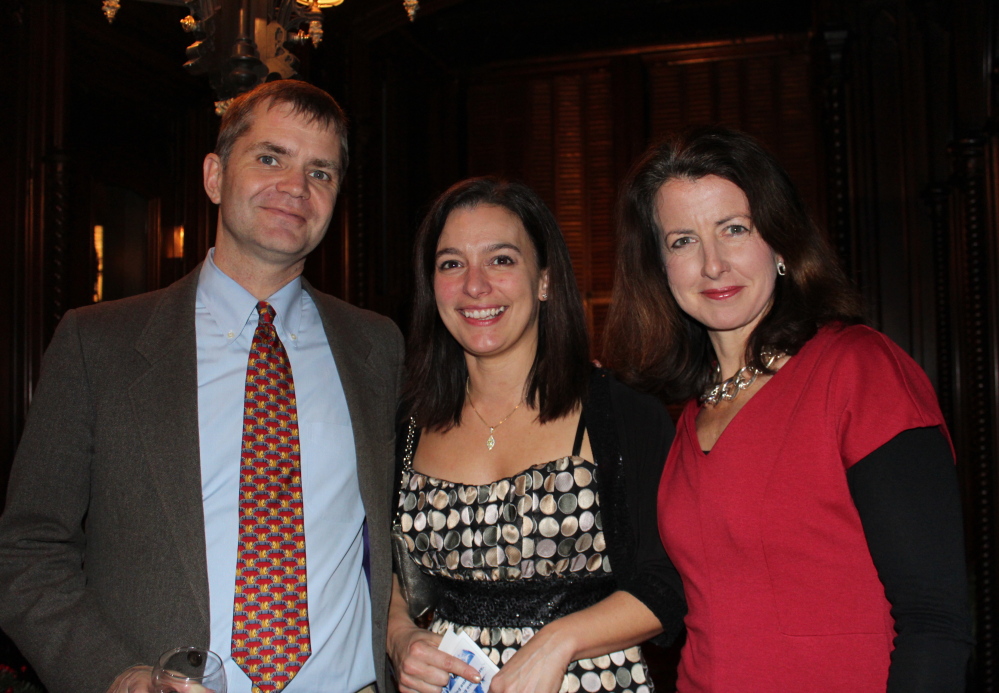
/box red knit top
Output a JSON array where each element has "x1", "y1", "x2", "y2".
[{"x1": 658, "y1": 324, "x2": 947, "y2": 692}]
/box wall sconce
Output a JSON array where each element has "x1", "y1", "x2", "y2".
[
  {"x1": 93, "y1": 225, "x2": 105, "y2": 303},
  {"x1": 166, "y1": 225, "x2": 185, "y2": 259}
]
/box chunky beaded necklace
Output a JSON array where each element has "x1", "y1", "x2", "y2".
[{"x1": 700, "y1": 350, "x2": 784, "y2": 406}]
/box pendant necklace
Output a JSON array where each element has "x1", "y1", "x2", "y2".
[{"x1": 465, "y1": 378, "x2": 522, "y2": 451}]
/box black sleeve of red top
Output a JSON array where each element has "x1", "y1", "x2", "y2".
[{"x1": 846, "y1": 426, "x2": 974, "y2": 692}]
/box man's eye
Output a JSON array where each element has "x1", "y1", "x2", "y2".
[
  {"x1": 259, "y1": 155, "x2": 277, "y2": 165},
  {"x1": 310, "y1": 170, "x2": 332, "y2": 181}
]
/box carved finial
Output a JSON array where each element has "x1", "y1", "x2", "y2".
[
  {"x1": 308, "y1": 19, "x2": 323, "y2": 48},
  {"x1": 180, "y1": 14, "x2": 198, "y2": 33}
]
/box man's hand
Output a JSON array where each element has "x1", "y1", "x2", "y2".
[
  {"x1": 106, "y1": 665, "x2": 218, "y2": 693},
  {"x1": 106, "y1": 666, "x2": 154, "y2": 693}
]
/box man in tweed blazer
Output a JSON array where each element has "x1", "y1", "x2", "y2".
[{"x1": 0, "y1": 81, "x2": 401, "y2": 693}]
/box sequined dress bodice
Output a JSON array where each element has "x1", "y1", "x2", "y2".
[{"x1": 397, "y1": 454, "x2": 655, "y2": 693}]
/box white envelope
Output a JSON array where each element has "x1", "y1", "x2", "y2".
[{"x1": 438, "y1": 627, "x2": 500, "y2": 693}]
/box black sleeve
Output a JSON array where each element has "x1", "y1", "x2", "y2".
[
  {"x1": 846, "y1": 427, "x2": 973, "y2": 693},
  {"x1": 603, "y1": 372, "x2": 687, "y2": 645}
]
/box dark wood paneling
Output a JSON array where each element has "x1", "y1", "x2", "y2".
[
  {"x1": 950, "y1": 133, "x2": 999, "y2": 693},
  {"x1": 464, "y1": 36, "x2": 820, "y2": 359},
  {"x1": 0, "y1": 0, "x2": 216, "y2": 504},
  {"x1": 827, "y1": 3, "x2": 997, "y2": 686},
  {"x1": 2, "y1": 0, "x2": 998, "y2": 689}
]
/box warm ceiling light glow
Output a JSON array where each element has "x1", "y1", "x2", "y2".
[{"x1": 296, "y1": 0, "x2": 344, "y2": 7}]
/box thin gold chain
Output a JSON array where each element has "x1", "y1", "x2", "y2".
[{"x1": 465, "y1": 378, "x2": 522, "y2": 450}]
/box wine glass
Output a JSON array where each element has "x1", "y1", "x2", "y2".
[{"x1": 151, "y1": 646, "x2": 227, "y2": 693}]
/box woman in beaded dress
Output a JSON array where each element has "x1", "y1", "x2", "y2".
[
  {"x1": 605, "y1": 126, "x2": 973, "y2": 691},
  {"x1": 386, "y1": 177, "x2": 686, "y2": 693}
]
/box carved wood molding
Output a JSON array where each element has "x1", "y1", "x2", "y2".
[
  {"x1": 950, "y1": 133, "x2": 998, "y2": 691},
  {"x1": 44, "y1": 151, "x2": 69, "y2": 338},
  {"x1": 820, "y1": 28, "x2": 855, "y2": 282}
]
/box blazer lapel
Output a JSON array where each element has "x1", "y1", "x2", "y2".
[
  {"x1": 129, "y1": 268, "x2": 210, "y2": 625},
  {"x1": 304, "y1": 283, "x2": 386, "y2": 518}
]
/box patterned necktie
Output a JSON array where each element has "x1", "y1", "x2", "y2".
[{"x1": 232, "y1": 302, "x2": 310, "y2": 692}]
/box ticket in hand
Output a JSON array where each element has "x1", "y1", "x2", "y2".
[{"x1": 438, "y1": 627, "x2": 500, "y2": 693}]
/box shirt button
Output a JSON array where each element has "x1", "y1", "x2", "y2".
[
  {"x1": 227, "y1": 331, "x2": 235, "y2": 339},
  {"x1": 290, "y1": 334, "x2": 298, "y2": 340}
]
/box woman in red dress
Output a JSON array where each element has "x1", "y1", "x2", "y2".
[{"x1": 605, "y1": 126, "x2": 973, "y2": 692}]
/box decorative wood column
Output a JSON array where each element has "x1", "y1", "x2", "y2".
[
  {"x1": 0, "y1": 0, "x2": 71, "y2": 483},
  {"x1": 950, "y1": 134, "x2": 998, "y2": 692},
  {"x1": 821, "y1": 27, "x2": 855, "y2": 282}
]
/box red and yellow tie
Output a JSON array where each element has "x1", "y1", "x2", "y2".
[{"x1": 232, "y1": 302, "x2": 310, "y2": 692}]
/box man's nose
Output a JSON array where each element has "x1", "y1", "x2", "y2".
[{"x1": 276, "y1": 168, "x2": 310, "y2": 198}]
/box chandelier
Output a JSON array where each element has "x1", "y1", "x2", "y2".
[
  {"x1": 291, "y1": 0, "x2": 419, "y2": 21},
  {"x1": 101, "y1": 0, "x2": 420, "y2": 107}
]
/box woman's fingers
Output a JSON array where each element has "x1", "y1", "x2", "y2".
[{"x1": 396, "y1": 631, "x2": 483, "y2": 693}]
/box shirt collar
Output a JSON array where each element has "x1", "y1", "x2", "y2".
[{"x1": 197, "y1": 248, "x2": 305, "y2": 345}]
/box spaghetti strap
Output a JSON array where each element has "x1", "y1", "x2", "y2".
[{"x1": 572, "y1": 414, "x2": 586, "y2": 457}]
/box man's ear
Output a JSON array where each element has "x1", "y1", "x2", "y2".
[{"x1": 203, "y1": 153, "x2": 223, "y2": 205}]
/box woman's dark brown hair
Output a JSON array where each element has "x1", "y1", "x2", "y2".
[
  {"x1": 404, "y1": 177, "x2": 590, "y2": 429},
  {"x1": 604, "y1": 126, "x2": 864, "y2": 404}
]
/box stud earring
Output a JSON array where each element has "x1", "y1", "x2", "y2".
[
  {"x1": 541, "y1": 293, "x2": 548, "y2": 300},
  {"x1": 776, "y1": 260, "x2": 787, "y2": 276}
]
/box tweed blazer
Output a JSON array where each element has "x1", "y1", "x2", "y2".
[{"x1": 0, "y1": 267, "x2": 403, "y2": 693}]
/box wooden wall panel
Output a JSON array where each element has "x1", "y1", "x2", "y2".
[
  {"x1": 527, "y1": 81, "x2": 556, "y2": 205},
  {"x1": 827, "y1": 2, "x2": 998, "y2": 685},
  {"x1": 466, "y1": 37, "x2": 819, "y2": 357},
  {"x1": 468, "y1": 66, "x2": 618, "y2": 352},
  {"x1": 647, "y1": 47, "x2": 821, "y2": 220},
  {"x1": 552, "y1": 73, "x2": 586, "y2": 292},
  {"x1": 949, "y1": 133, "x2": 999, "y2": 693},
  {"x1": 583, "y1": 71, "x2": 616, "y2": 297}
]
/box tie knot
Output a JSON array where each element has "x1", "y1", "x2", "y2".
[{"x1": 256, "y1": 301, "x2": 276, "y2": 325}]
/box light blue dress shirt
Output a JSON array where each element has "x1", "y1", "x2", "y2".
[{"x1": 196, "y1": 250, "x2": 374, "y2": 692}]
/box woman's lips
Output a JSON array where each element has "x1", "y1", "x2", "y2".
[
  {"x1": 701, "y1": 286, "x2": 743, "y2": 300},
  {"x1": 458, "y1": 306, "x2": 507, "y2": 323}
]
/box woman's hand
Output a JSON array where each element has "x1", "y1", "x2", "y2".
[
  {"x1": 388, "y1": 625, "x2": 484, "y2": 693},
  {"x1": 490, "y1": 590, "x2": 664, "y2": 693},
  {"x1": 488, "y1": 626, "x2": 576, "y2": 693},
  {"x1": 387, "y1": 576, "x2": 481, "y2": 693}
]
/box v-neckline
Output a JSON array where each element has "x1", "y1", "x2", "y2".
[{"x1": 689, "y1": 352, "x2": 796, "y2": 456}]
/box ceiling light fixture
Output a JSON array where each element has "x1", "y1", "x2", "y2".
[{"x1": 101, "y1": 0, "x2": 420, "y2": 108}]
